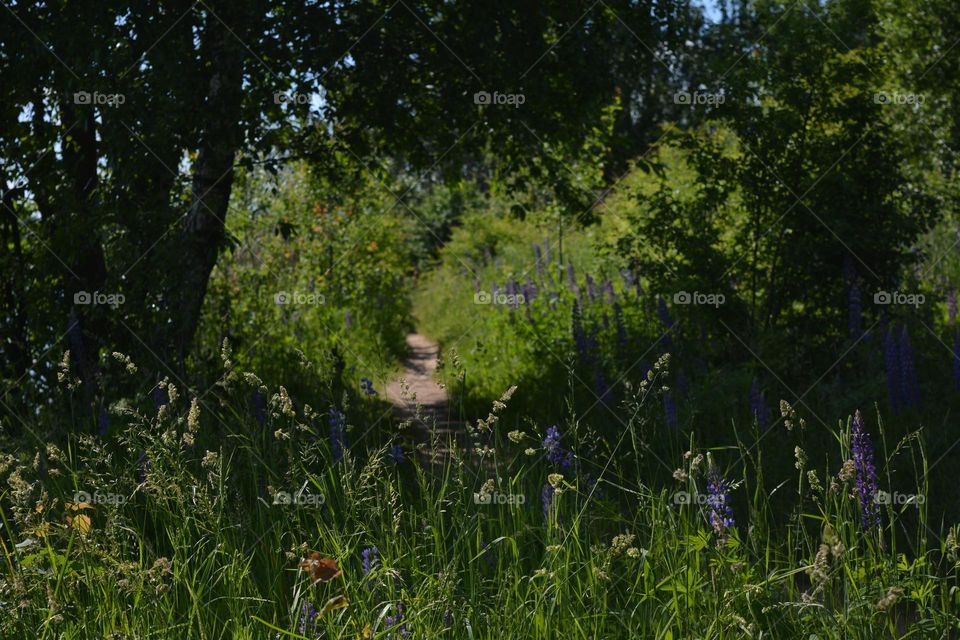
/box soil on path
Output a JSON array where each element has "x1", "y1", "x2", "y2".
[{"x1": 385, "y1": 332, "x2": 452, "y2": 425}]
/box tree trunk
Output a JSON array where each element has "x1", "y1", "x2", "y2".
[{"x1": 172, "y1": 8, "x2": 247, "y2": 368}]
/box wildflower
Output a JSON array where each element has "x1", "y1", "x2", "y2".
[
  {"x1": 547, "y1": 473, "x2": 564, "y2": 489},
  {"x1": 749, "y1": 379, "x2": 770, "y2": 430},
  {"x1": 851, "y1": 410, "x2": 880, "y2": 529},
  {"x1": 111, "y1": 352, "x2": 138, "y2": 374},
  {"x1": 542, "y1": 426, "x2": 574, "y2": 471},
  {"x1": 275, "y1": 386, "x2": 295, "y2": 418},
  {"x1": 360, "y1": 377, "x2": 377, "y2": 396},
  {"x1": 807, "y1": 544, "x2": 831, "y2": 593},
  {"x1": 507, "y1": 430, "x2": 525, "y2": 443},
  {"x1": 881, "y1": 318, "x2": 901, "y2": 413},
  {"x1": 672, "y1": 468, "x2": 687, "y2": 482},
  {"x1": 838, "y1": 459, "x2": 856, "y2": 482},
  {"x1": 151, "y1": 384, "x2": 168, "y2": 409},
  {"x1": 187, "y1": 398, "x2": 200, "y2": 433},
  {"x1": 524, "y1": 447, "x2": 537, "y2": 456},
  {"x1": 384, "y1": 604, "x2": 410, "y2": 640},
  {"x1": 201, "y1": 450, "x2": 219, "y2": 470},
  {"x1": 361, "y1": 547, "x2": 379, "y2": 575},
  {"x1": 779, "y1": 399, "x2": 796, "y2": 431},
  {"x1": 899, "y1": 327, "x2": 919, "y2": 408},
  {"x1": 541, "y1": 483, "x2": 555, "y2": 521},
  {"x1": 848, "y1": 282, "x2": 862, "y2": 338},
  {"x1": 298, "y1": 603, "x2": 318, "y2": 636},
  {"x1": 706, "y1": 466, "x2": 735, "y2": 537},
  {"x1": 876, "y1": 586, "x2": 904, "y2": 612},
  {"x1": 610, "y1": 533, "x2": 636, "y2": 556},
  {"x1": 252, "y1": 389, "x2": 267, "y2": 426},
  {"x1": 794, "y1": 446, "x2": 807, "y2": 471},
  {"x1": 807, "y1": 470, "x2": 823, "y2": 493},
  {"x1": 329, "y1": 409, "x2": 347, "y2": 462},
  {"x1": 388, "y1": 444, "x2": 405, "y2": 464},
  {"x1": 97, "y1": 407, "x2": 109, "y2": 437}
]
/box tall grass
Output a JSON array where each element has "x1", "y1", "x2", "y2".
[{"x1": 2, "y1": 349, "x2": 957, "y2": 639}]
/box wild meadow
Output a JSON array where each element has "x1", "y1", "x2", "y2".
[{"x1": 3, "y1": 0, "x2": 960, "y2": 638}]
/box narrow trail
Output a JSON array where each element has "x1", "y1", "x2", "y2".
[
  {"x1": 385, "y1": 333, "x2": 448, "y2": 418},
  {"x1": 385, "y1": 333, "x2": 465, "y2": 452}
]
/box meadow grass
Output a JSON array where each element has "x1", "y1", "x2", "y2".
[{"x1": 2, "y1": 351, "x2": 957, "y2": 639}]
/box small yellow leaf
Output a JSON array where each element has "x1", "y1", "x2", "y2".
[
  {"x1": 358, "y1": 623, "x2": 372, "y2": 639},
  {"x1": 67, "y1": 514, "x2": 92, "y2": 535},
  {"x1": 318, "y1": 594, "x2": 349, "y2": 619}
]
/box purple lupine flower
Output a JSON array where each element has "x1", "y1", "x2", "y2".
[
  {"x1": 899, "y1": 326, "x2": 919, "y2": 409},
  {"x1": 613, "y1": 302, "x2": 628, "y2": 354},
  {"x1": 851, "y1": 410, "x2": 880, "y2": 529},
  {"x1": 137, "y1": 451, "x2": 148, "y2": 484},
  {"x1": 388, "y1": 443, "x2": 405, "y2": 464},
  {"x1": 749, "y1": 379, "x2": 770, "y2": 430},
  {"x1": 585, "y1": 273, "x2": 596, "y2": 303},
  {"x1": 385, "y1": 604, "x2": 410, "y2": 640},
  {"x1": 663, "y1": 392, "x2": 678, "y2": 429},
  {"x1": 151, "y1": 384, "x2": 168, "y2": 408},
  {"x1": 360, "y1": 377, "x2": 377, "y2": 395},
  {"x1": 479, "y1": 539, "x2": 498, "y2": 569},
  {"x1": 361, "y1": 546, "x2": 379, "y2": 575},
  {"x1": 706, "y1": 465, "x2": 735, "y2": 536},
  {"x1": 594, "y1": 367, "x2": 611, "y2": 404},
  {"x1": 848, "y1": 281, "x2": 862, "y2": 338},
  {"x1": 328, "y1": 408, "x2": 347, "y2": 462},
  {"x1": 881, "y1": 318, "x2": 901, "y2": 414},
  {"x1": 603, "y1": 279, "x2": 616, "y2": 304},
  {"x1": 252, "y1": 389, "x2": 267, "y2": 426},
  {"x1": 541, "y1": 483, "x2": 555, "y2": 521},
  {"x1": 542, "y1": 425, "x2": 574, "y2": 471},
  {"x1": 298, "y1": 602, "x2": 318, "y2": 636},
  {"x1": 572, "y1": 304, "x2": 590, "y2": 366},
  {"x1": 657, "y1": 297, "x2": 674, "y2": 348},
  {"x1": 97, "y1": 406, "x2": 109, "y2": 436},
  {"x1": 948, "y1": 289, "x2": 957, "y2": 326}
]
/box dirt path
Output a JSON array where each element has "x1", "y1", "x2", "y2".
[{"x1": 385, "y1": 333, "x2": 451, "y2": 424}]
